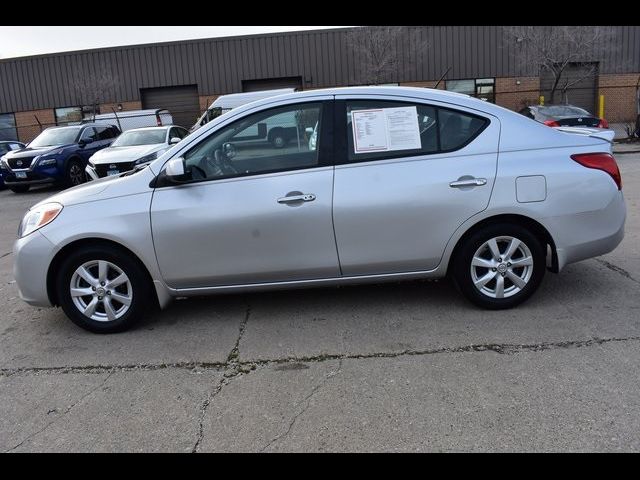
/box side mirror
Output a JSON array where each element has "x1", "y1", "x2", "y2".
[
  {"x1": 169, "y1": 137, "x2": 181, "y2": 145},
  {"x1": 165, "y1": 157, "x2": 185, "y2": 178},
  {"x1": 79, "y1": 138, "x2": 93, "y2": 147}
]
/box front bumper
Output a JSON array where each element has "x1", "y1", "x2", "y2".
[
  {"x1": 85, "y1": 164, "x2": 99, "y2": 181},
  {"x1": 1, "y1": 165, "x2": 61, "y2": 185},
  {"x1": 13, "y1": 230, "x2": 57, "y2": 307}
]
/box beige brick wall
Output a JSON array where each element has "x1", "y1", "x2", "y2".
[
  {"x1": 15, "y1": 108, "x2": 55, "y2": 143},
  {"x1": 99, "y1": 100, "x2": 142, "y2": 113},
  {"x1": 598, "y1": 73, "x2": 640, "y2": 123},
  {"x1": 400, "y1": 81, "x2": 446, "y2": 90},
  {"x1": 495, "y1": 77, "x2": 540, "y2": 112},
  {"x1": 199, "y1": 95, "x2": 219, "y2": 114}
]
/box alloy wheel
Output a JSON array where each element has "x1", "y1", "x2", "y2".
[
  {"x1": 69, "y1": 260, "x2": 133, "y2": 322},
  {"x1": 470, "y1": 236, "x2": 534, "y2": 299}
]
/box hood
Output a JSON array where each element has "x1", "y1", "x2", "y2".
[
  {"x1": 3, "y1": 144, "x2": 68, "y2": 158},
  {"x1": 32, "y1": 165, "x2": 156, "y2": 209},
  {"x1": 90, "y1": 144, "x2": 165, "y2": 164}
]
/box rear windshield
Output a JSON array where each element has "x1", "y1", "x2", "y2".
[
  {"x1": 112, "y1": 130, "x2": 166, "y2": 146},
  {"x1": 539, "y1": 105, "x2": 591, "y2": 118}
]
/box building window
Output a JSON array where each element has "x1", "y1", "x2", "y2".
[
  {"x1": 446, "y1": 78, "x2": 495, "y2": 103},
  {"x1": 0, "y1": 112, "x2": 18, "y2": 141},
  {"x1": 55, "y1": 106, "x2": 83, "y2": 125}
]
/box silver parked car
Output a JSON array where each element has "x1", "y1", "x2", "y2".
[{"x1": 13, "y1": 87, "x2": 626, "y2": 333}]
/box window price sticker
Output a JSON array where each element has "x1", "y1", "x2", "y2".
[{"x1": 351, "y1": 106, "x2": 422, "y2": 154}]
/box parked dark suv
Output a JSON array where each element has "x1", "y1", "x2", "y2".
[{"x1": 0, "y1": 123, "x2": 120, "y2": 193}]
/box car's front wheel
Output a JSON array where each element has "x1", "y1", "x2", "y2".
[
  {"x1": 452, "y1": 224, "x2": 546, "y2": 309},
  {"x1": 65, "y1": 158, "x2": 86, "y2": 187},
  {"x1": 56, "y1": 245, "x2": 152, "y2": 333}
]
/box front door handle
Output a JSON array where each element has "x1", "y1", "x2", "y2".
[
  {"x1": 277, "y1": 193, "x2": 316, "y2": 204},
  {"x1": 449, "y1": 178, "x2": 487, "y2": 188}
]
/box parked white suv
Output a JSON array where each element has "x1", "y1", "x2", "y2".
[{"x1": 86, "y1": 126, "x2": 189, "y2": 179}]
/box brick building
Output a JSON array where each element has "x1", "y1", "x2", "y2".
[{"x1": 1, "y1": 26, "x2": 639, "y2": 142}]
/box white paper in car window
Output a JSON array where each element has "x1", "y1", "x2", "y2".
[{"x1": 351, "y1": 106, "x2": 421, "y2": 154}]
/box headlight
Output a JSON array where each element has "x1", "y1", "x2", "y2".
[
  {"x1": 0, "y1": 156, "x2": 8, "y2": 169},
  {"x1": 19, "y1": 202, "x2": 63, "y2": 238},
  {"x1": 37, "y1": 156, "x2": 57, "y2": 166},
  {"x1": 134, "y1": 151, "x2": 159, "y2": 165}
]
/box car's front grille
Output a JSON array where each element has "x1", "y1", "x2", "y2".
[
  {"x1": 94, "y1": 162, "x2": 136, "y2": 178},
  {"x1": 7, "y1": 156, "x2": 35, "y2": 170}
]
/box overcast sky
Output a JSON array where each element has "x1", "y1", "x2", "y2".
[{"x1": 0, "y1": 26, "x2": 353, "y2": 59}]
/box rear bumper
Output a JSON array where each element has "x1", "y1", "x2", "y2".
[{"x1": 549, "y1": 192, "x2": 626, "y2": 271}]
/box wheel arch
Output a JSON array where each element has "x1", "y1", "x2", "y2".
[
  {"x1": 446, "y1": 213, "x2": 559, "y2": 276},
  {"x1": 47, "y1": 237, "x2": 160, "y2": 308}
]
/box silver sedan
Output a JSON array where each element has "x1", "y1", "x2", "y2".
[{"x1": 13, "y1": 87, "x2": 626, "y2": 333}]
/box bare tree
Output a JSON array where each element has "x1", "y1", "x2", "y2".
[
  {"x1": 505, "y1": 26, "x2": 617, "y2": 104},
  {"x1": 71, "y1": 62, "x2": 119, "y2": 117},
  {"x1": 346, "y1": 26, "x2": 429, "y2": 85}
]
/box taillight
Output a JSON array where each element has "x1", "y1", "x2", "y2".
[
  {"x1": 543, "y1": 120, "x2": 560, "y2": 127},
  {"x1": 597, "y1": 118, "x2": 609, "y2": 129},
  {"x1": 156, "y1": 115, "x2": 162, "y2": 126},
  {"x1": 571, "y1": 152, "x2": 622, "y2": 190}
]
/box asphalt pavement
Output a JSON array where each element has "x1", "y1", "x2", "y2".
[{"x1": 1, "y1": 154, "x2": 639, "y2": 452}]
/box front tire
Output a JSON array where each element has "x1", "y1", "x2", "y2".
[
  {"x1": 56, "y1": 245, "x2": 152, "y2": 333},
  {"x1": 452, "y1": 224, "x2": 546, "y2": 309},
  {"x1": 65, "y1": 158, "x2": 86, "y2": 187}
]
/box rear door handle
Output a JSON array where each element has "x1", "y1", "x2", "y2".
[
  {"x1": 277, "y1": 194, "x2": 316, "y2": 204},
  {"x1": 449, "y1": 178, "x2": 487, "y2": 188}
]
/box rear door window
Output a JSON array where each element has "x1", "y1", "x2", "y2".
[{"x1": 344, "y1": 100, "x2": 488, "y2": 163}]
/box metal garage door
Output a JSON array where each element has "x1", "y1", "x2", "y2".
[
  {"x1": 540, "y1": 63, "x2": 598, "y2": 113},
  {"x1": 242, "y1": 76, "x2": 302, "y2": 92},
  {"x1": 141, "y1": 85, "x2": 200, "y2": 129}
]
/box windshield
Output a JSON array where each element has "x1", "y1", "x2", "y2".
[
  {"x1": 29, "y1": 127, "x2": 81, "y2": 148},
  {"x1": 111, "y1": 130, "x2": 166, "y2": 147}
]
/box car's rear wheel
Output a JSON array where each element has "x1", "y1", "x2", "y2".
[
  {"x1": 9, "y1": 185, "x2": 30, "y2": 193},
  {"x1": 452, "y1": 224, "x2": 545, "y2": 309},
  {"x1": 56, "y1": 245, "x2": 152, "y2": 333},
  {"x1": 66, "y1": 158, "x2": 85, "y2": 187}
]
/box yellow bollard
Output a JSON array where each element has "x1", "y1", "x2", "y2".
[
  {"x1": 599, "y1": 95, "x2": 605, "y2": 119},
  {"x1": 539, "y1": 95, "x2": 544, "y2": 106}
]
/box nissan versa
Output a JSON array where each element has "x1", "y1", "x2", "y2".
[{"x1": 13, "y1": 87, "x2": 626, "y2": 333}]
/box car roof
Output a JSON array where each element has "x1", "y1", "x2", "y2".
[
  {"x1": 121, "y1": 126, "x2": 174, "y2": 132},
  {"x1": 222, "y1": 86, "x2": 511, "y2": 120}
]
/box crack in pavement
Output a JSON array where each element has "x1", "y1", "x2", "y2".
[
  {"x1": 260, "y1": 359, "x2": 343, "y2": 452},
  {"x1": 4, "y1": 371, "x2": 114, "y2": 452},
  {"x1": 2, "y1": 335, "x2": 640, "y2": 379},
  {"x1": 0, "y1": 252, "x2": 11, "y2": 259},
  {"x1": 191, "y1": 304, "x2": 252, "y2": 453},
  {"x1": 595, "y1": 258, "x2": 640, "y2": 285}
]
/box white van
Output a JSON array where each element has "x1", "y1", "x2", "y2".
[
  {"x1": 191, "y1": 88, "x2": 296, "y2": 133},
  {"x1": 91, "y1": 109, "x2": 173, "y2": 132}
]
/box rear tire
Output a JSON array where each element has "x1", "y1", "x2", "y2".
[
  {"x1": 9, "y1": 185, "x2": 30, "y2": 193},
  {"x1": 56, "y1": 245, "x2": 153, "y2": 333},
  {"x1": 451, "y1": 223, "x2": 546, "y2": 309}
]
